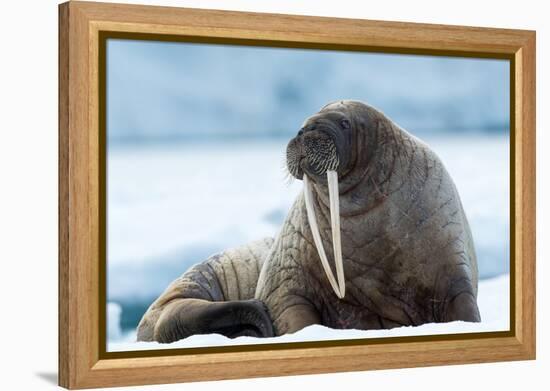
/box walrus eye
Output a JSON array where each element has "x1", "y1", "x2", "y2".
[{"x1": 340, "y1": 119, "x2": 351, "y2": 130}]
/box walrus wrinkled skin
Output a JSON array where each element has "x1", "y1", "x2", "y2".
[{"x1": 137, "y1": 100, "x2": 480, "y2": 342}]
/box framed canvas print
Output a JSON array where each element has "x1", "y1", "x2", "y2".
[{"x1": 58, "y1": 1, "x2": 536, "y2": 389}]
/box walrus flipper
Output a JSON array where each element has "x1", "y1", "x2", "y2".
[
  {"x1": 136, "y1": 238, "x2": 275, "y2": 343},
  {"x1": 152, "y1": 298, "x2": 273, "y2": 343}
]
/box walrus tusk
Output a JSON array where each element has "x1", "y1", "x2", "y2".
[
  {"x1": 327, "y1": 170, "x2": 345, "y2": 298},
  {"x1": 304, "y1": 172, "x2": 345, "y2": 299}
]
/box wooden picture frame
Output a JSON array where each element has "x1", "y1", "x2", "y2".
[{"x1": 58, "y1": 1, "x2": 536, "y2": 389}]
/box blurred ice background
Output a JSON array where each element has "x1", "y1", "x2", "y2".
[{"x1": 106, "y1": 39, "x2": 510, "y2": 346}]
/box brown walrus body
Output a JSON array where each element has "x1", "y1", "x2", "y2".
[{"x1": 137, "y1": 100, "x2": 480, "y2": 342}]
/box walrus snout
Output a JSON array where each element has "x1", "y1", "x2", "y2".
[{"x1": 286, "y1": 128, "x2": 339, "y2": 180}]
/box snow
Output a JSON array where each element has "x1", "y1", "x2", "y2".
[{"x1": 107, "y1": 274, "x2": 509, "y2": 352}]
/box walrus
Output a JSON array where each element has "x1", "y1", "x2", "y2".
[{"x1": 137, "y1": 100, "x2": 480, "y2": 343}]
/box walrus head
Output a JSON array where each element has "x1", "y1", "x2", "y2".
[{"x1": 286, "y1": 103, "x2": 354, "y2": 181}]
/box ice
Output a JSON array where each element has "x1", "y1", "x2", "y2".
[
  {"x1": 107, "y1": 140, "x2": 299, "y2": 266},
  {"x1": 107, "y1": 274, "x2": 509, "y2": 351},
  {"x1": 107, "y1": 302, "x2": 122, "y2": 341}
]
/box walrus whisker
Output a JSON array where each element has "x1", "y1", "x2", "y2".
[
  {"x1": 282, "y1": 170, "x2": 295, "y2": 186},
  {"x1": 304, "y1": 174, "x2": 344, "y2": 299}
]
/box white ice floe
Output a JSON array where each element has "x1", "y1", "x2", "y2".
[{"x1": 108, "y1": 273, "x2": 509, "y2": 352}]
